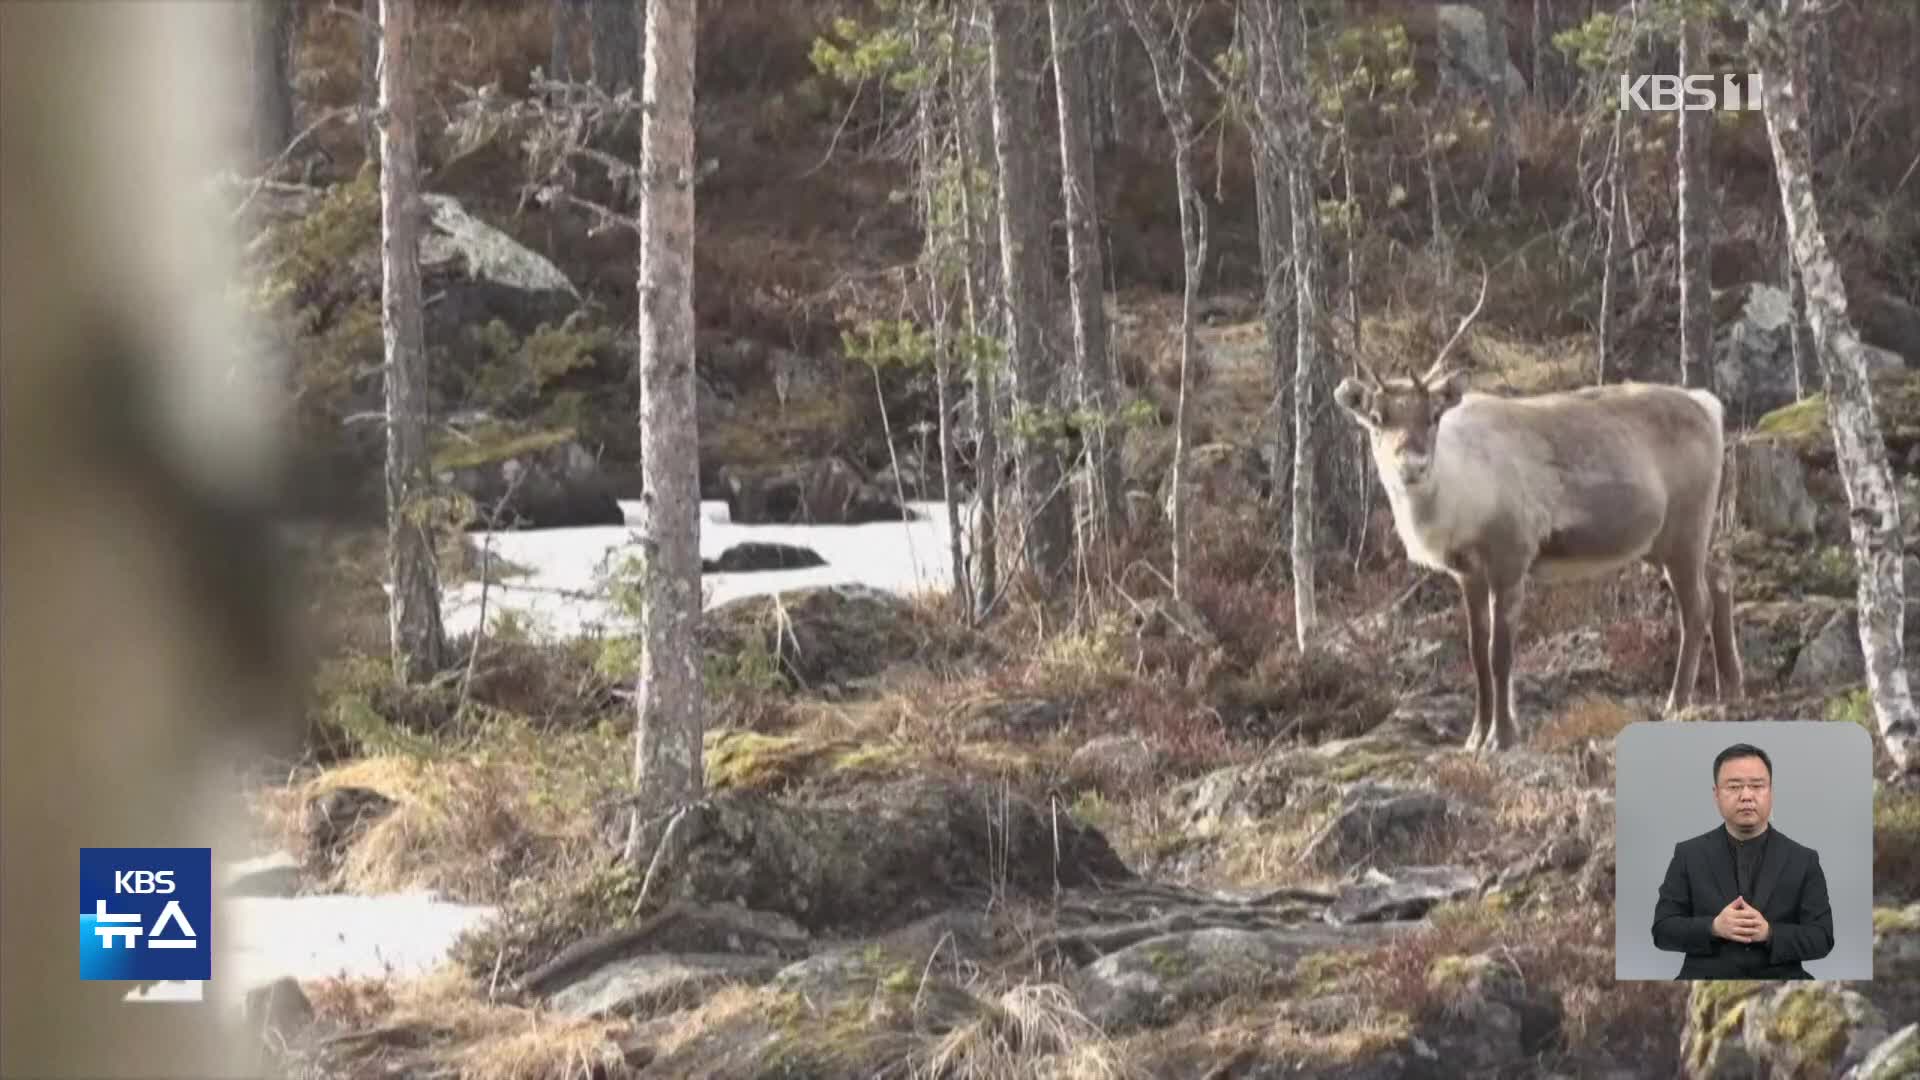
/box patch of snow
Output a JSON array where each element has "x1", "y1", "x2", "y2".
[{"x1": 443, "y1": 498, "x2": 962, "y2": 640}]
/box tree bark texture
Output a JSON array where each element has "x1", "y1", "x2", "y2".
[
  {"x1": 987, "y1": 0, "x2": 1073, "y2": 589},
  {"x1": 1048, "y1": 0, "x2": 1124, "y2": 543},
  {"x1": 1246, "y1": 4, "x2": 1295, "y2": 505},
  {"x1": 592, "y1": 0, "x2": 641, "y2": 95},
  {"x1": 1119, "y1": 0, "x2": 1203, "y2": 600},
  {"x1": 249, "y1": 0, "x2": 296, "y2": 166},
  {"x1": 377, "y1": 0, "x2": 448, "y2": 685},
  {"x1": 625, "y1": 0, "x2": 706, "y2": 851},
  {"x1": 1676, "y1": 13, "x2": 1713, "y2": 392},
  {"x1": 1747, "y1": 0, "x2": 1917, "y2": 777}
]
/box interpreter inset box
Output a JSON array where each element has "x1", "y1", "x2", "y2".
[{"x1": 1613, "y1": 720, "x2": 1872, "y2": 981}]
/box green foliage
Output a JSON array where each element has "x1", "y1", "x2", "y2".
[
  {"x1": 311, "y1": 655, "x2": 442, "y2": 759},
  {"x1": 1823, "y1": 689, "x2": 1874, "y2": 731},
  {"x1": 809, "y1": 2, "x2": 959, "y2": 96},
  {"x1": 465, "y1": 318, "x2": 613, "y2": 413},
  {"x1": 841, "y1": 317, "x2": 934, "y2": 372}
]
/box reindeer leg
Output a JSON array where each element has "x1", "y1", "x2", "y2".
[
  {"x1": 1486, "y1": 577, "x2": 1527, "y2": 752},
  {"x1": 1664, "y1": 555, "x2": 1711, "y2": 715},
  {"x1": 1708, "y1": 560, "x2": 1744, "y2": 702},
  {"x1": 1460, "y1": 574, "x2": 1494, "y2": 751}
]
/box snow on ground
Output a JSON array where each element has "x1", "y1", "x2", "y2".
[
  {"x1": 129, "y1": 504, "x2": 960, "y2": 1008},
  {"x1": 441, "y1": 499, "x2": 961, "y2": 640}
]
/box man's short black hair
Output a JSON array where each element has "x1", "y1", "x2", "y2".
[{"x1": 1713, "y1": 743, "x2": 1772, "y2": 784}]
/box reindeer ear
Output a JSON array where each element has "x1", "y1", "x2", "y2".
[
  {"x1": 1428, "y1": 368, "x2": 1471, "y2": 412},
  {"x1": 1334, "y1": 377, "x2": 1376, "y2": 425}
]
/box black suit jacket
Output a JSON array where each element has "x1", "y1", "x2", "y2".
[{"x1": 1651, "y1": 824, "x2": 1835, "y2": 979}]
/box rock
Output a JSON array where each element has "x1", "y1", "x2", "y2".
[
  {"x1": 1735, "y1": 598, "x2": 1856, "y2": 689},
  {"x1": 1787, "y1": 607, "x2": 1866, "y2": 689},
  {"x1": 1068, "y1": 924, "x2": 1408, "y2": 1032},
  {"x1": 1420, "y1": 951, "x2": 1563, "y2": 1073},
  {"x1": 243, "y1": 977, "x2": 313, "y2": 1042},
  {"x1": 520, "y1": 901, "x2": 811, "y2": 999},
  {"x1": 547, "y1": 953, "x2": 784, "y2": 1019},
  {"x1": 1732, "y1": 437, "x2": 1819, "y2": 539},
  {"x1": 1741, "y1": 984, "x2": 1889, "y2": 1079},
  {"x1": 1298, "y1": 786, "x2": 1456, "y2": 868},
  {"x1": 417, "y1": 193, "x2": 580, "y2": 347},
  {"x1": 1685, "y1": 982, "x2": 1889, "y2": 1080},
  {"x1": 702, "y1": 542, "x2": 827, "y2": 574},
  {"x1": 1158, "y1": 441, "x2": 1266, "y2": 522},
  {"x1": 719, "y1": 457, "x2": 911, "y2": 525},
  {"x1": 302, "y1": 787, "x2": 395, "y2": 861},
  {"x1": 1713, "y1": 283, "x2": 1800, "y2": 421},
  {"x1": 435, "y1": 425, "x2": 621, "y2": 529},
  {"x1": 643, "y1": 779, "x2": 1131, "y2": 934},
  {"x1": 946, "y1": 694, "x2": 1069, "y2": 740},
  {"x1": 702, "y1": 584, "x2": 958, "y2": 693},
  {"x1": 222, "y1": 851, "x2": 302, "y2": 898},
  {"x1": 1327, "y1": 865, "x2": 1481, "y2": 925},
  {"x1": 1066, "y1": 734, "x2": 1157, "y2": 788},
  {"x1": 1850, "y1": 1023, "x2": 1919, "y2": 1080},
  {"x1": 1858, "y1": 289, "x2": 1920, "y2": 366},
  {"x1": 1436, "y1": 5, "x2": 1526, "y2": 97}
]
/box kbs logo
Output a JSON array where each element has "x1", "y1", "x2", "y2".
[
  {"x1": 1620, "y1": 73, "x2": 1764, "y2": 112},
  {"x1": 79, "y1": 847, "x2": 211, "y2": 982}
]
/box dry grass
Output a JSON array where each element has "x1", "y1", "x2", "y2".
[
  {"x1": 916, "y1": 983, "x2": 1139, "y2": 1080},
  {"x1": 1535, "y1": 695, "x2": 1639, "y2": 752},
  {"x1": 300, "y1": 968, "x2": 627, "y2": 1080}
]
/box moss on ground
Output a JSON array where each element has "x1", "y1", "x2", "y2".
[
  {"x1": 1763, "y1": 985, "x2": 1851, "y2": 1071},
  {"x1": 1686, "y1": 981, "x2": 1769, "y2": 1075},
  {"x1": 431, "y1": 425, "x2": 577, "y2": 471}
]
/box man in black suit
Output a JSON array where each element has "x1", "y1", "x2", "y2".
[{"x1": 1651, "y1": 743, "x2": 1835, "y2": 979}]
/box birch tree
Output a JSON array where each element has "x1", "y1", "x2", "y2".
[
  {"x1": 1741, "y1": 0, "x2": 1917, "y2": 776},
  {"x1": 1247, "y1": 1, "x2": 1324, "y2": 650},
  {"x1": 1243, "y1": 1, "x2": 1294, "y2": 503},
  {"x1": 377, "y1": 0, "x2": 448, "y2": 685},
  {"x1": 986, "y1": 0, "x2": 1072, "y2": 589},
  {"x1": 1676, "y1": 9, "x2": 1713, "y2": 391},
  {"x1": 1118, "y1": 0, "x2": 1204, "y2": 601},
  {"x1": 1048, "y1": 0, "x2": 1125, "y2": 543},
  {"x1": 624, "y1": 0, "x2": 706, "y2": 855}
]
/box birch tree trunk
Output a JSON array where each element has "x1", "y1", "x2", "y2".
[
  {"x1": 1676, "y1": 13, "x2": 1713, "y2": 392},
  {"x1": 591, "y1": 0, "x2": 641, "y2": 96},
  {"x1": 1246, "y1": 3, "x2": 1295, "y2": 506},
  {"x1": 624, "y1": 0, "x2": 705, "y2": 857},
  {"x1": 918, "y1": 15, "x2": 969, "y2": 615},
  {"x1": 377, "y1": 0, "x2": 447, "y2": 685},
  {"x1": 1119, "y1": 0, "x2": 1202, "y2": 601},
  {"x1": 1048, "y1": 0, "x2": 1124, "y2": 544},
  {"x1": 1744, "y1": 0, "x2": 1918, "y2": 777},
  {"x1": 959, "y1": 3, "x2": 998, "y2": 621},
  {"x1": 249, "y1": 0, "x2": 296, "y2": 166},
  {"x1": 1247, "y1": 1, "x2": 1323, "y2": 648},
  {"x1": 987, "y1": 0, "x2": 1073, "y2": 589}
]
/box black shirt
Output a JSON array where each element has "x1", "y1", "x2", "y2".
[{"x1": 1726, "y1": 824, "x2": 1769, "y2": 899}]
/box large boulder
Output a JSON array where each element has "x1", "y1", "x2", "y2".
[
  {"x1": 1436, "y1": 4, "x2": 1526, "y2": 97},
  {"x1": 1158, "y1": 441, "x2": 1267, "y2": 522},
  {"x1": 719, "y1": 457, "x2": 910, "y2": 525},
  {"x1": 418, "y1": 193, "x2": 581, "y2": 345},
  {"x1": 1683, "y1": 982, "x2": 1889, "y2": 1080},
  {"x1": 701, "y1": 584, "x2": 966, "y2": 693},
  {"x1": 1715, "y1": 283, "x2": 1905, "y2": 423},
  {"x1": 433, "y1": 424, "x2": 622, "y2": 529},
  {"x1": 1730, "y1": 436, "x2": 1818, "y2": 539}
]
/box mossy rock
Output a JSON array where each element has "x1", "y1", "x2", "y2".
[
  {"x1": 1747, "y1": 984, "x2": 1890, "y2": 1079},
  {"x1": 699, "y1": 585, "x2": 977, "y2": 694},
  {"x1": 1753, "y1": 370, "x2": 1920, "y2": 472}
]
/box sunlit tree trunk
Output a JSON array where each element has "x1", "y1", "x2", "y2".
[
  {"x1": 987, "y1": 0, "x2": 1072, "y2": 589},
  {"x1": 377, "y1": 0, "x2": 447, "y2": 685},
  {"x1": 1049, "y1": 0, "x2": 1124, "y2": 544},
  {"x1": 624, "y1": 0, "x2": 705, "y2": 858}
]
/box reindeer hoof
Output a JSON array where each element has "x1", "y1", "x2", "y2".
[
  {"x1": 1464, "y1": 724, "x2": 1487, "y2": 752},
  {"x1": 1482, "y1": 725, "x2": 1521, "y2": 753}
]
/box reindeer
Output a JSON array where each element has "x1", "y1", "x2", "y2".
[{"x1": 1332, "y1": 268, "x2": 1743, "y2": 752}]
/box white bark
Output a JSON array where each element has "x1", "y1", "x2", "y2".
[
  {"x1": 1048, "y1": 0, "x2": 1124, "y2": 541},
  {"x1": 625, "y1": 0, "x2": 705, "y2": 852},
  {"x1": 1118, "y1": 0, "x2": 1203, "y2": 601},
  {"x1": 378, "y1": 0, "x2": 448, "y2": 685},
  {"x1": 1747, "y1": 0, "x2": 1917, "y2": 777}
]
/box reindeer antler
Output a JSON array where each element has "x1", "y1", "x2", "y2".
[{"x1": 1421, "y1": 257, "x2": 1490, "y2": 387}]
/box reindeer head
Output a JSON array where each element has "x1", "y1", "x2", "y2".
[{"x1": 1333, "y1": 265, "x2": 1488, "y2": 489}]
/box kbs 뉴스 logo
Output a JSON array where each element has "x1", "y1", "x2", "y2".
[{"x1": 79, "y1": 847, "x2": 212, "y2": 982}]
